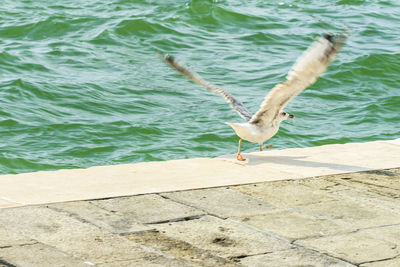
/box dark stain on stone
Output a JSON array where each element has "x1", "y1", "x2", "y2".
[{"x1": 212, "y1": 236, "x2": 235, "y2": 247}]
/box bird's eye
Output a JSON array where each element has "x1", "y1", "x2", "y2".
[{"x1": 281, "y1": 112, "x2": 287, "y2": 116}]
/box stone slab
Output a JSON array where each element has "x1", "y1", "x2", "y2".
[
  {"x1": 232, "y1": 180, "x2": 339, "y2": 208},
  {"x1": 362, "y1": 224, "x2": 400, "y2": 245},
  {"x1": 330, "y1": 188, "x2": 400, "y2": 215},
  {"x1": 152, "y1": 215, "x2": 291, "y2": 258},
  {"x1": 297, "y1": 199, "x2": 400, "y2": 229},
  {"x1": 90, "y1": 194, "x2": 204, "y2": 224},
  {"x1": 341, "y1": 170, "x2": 400, "y2": 190},
  {"x1": 323, "y1": 171, "x2": 400, "y2": 198},
  {"x1": 0, "y1": 243, "x2": 90, "y2": 267},
  {"x1": 96, "y1": 258, "x2": 191, "y2": 267},
  {"x1": 161, "y1": 188, "x2": 277, "y2": 218},
  {"x1": 360, "y1": 258, "x2": 400, "y2": 267},
  {"x1": 234, "y1": 209, "x2": 354, "y2": 241},
  {"x1": 0, "y1": 206, "x2": 168, "y2": 264},
  {"x1": 0, "y1": 227, "x2": 36, "y2": 248},
  {"x1": 296, "y1": 231, "x2": 400, "y2": 265},
  {"x1": 0, "y1": 139, "x2": 399, "y2": 208},
  {"x1": 48, "y1": 201, "x2": 152, "y2": 234},
  {"x1": 299, "y1": 169, "x2": 400, "y2": 214},
  {"x1": 125, "y1": 231, "x2": 237, "y2": 266},
  {"x1": 1, "y1": 168, "x2": 400, "y2": 266},
  {"x1": 240, "y1": 247, "x2": 355, "y2": 267}
]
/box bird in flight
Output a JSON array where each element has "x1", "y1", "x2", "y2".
[{"x1": 164, "y1": 33, "x2": 347, "y2": 161}]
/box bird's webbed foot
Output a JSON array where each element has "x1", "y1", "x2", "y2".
[
  {"x1": 260, "y1": 144, "x2": 273, "y2": 151},
  {"x1": 236, "y1": 153, "x2": 246, "y2": 161}
]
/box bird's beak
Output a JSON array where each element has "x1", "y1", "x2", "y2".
[{"x1": 289, "y1": 114, "x2": 295, "y2": 119}]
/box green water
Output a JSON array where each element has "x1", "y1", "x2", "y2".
[{"x1": 0, "y1": 0, "x2": 399, "y2": 174}]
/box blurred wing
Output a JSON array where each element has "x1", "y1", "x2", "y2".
[
  {"x1": 249, "y1": 33, "x2": 347, "y2": 125},
  {"x1": 164, "y1": 55, "x2": 252, "y2": 121}
]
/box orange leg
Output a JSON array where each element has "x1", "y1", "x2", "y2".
[
  {"x1": 260, "y1": 144, "x2": 273, "y2": 151},
  {"x1": 236, "y1": 139, "x2": 246, "y2": 161}
]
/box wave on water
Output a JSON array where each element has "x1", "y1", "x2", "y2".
[{"x1": 0, "y1": 0, "x2": 399, "y2": 174}]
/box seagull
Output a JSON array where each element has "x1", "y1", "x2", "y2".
[{"x1": 164, "y1": 33, "x2": 347, "y2": 161}]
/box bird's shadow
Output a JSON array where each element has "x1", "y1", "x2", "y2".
[{"x1": 222, "y1": 154, "x2": 370, "y2": 172}]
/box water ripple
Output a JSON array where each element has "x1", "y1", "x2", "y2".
[{"x1": 0, "y1": 0, "x2": 399, "y2": 174}]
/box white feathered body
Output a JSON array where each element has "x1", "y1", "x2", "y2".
[{"x1": 226, "y1": 122, "x2": 280, "y2": 145}]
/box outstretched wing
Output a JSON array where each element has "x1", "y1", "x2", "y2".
[
  {"x1": 249, "y1": 33, "x2": 347, "y2": 126},
  {"x1": 164, "y1": 55, "x2": 252, "y2": 121}
]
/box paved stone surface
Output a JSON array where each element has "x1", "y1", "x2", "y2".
[
  {"x1": 96, "y1": 258, "x2": 190, "y2": 267},
  {"x1": 240, "y1": 247, "x2": 355, "y2": 267},
  {"x1": 297, "y1": 198, "x2": 400, "y2": 229},
  {"x1": 362, "y1": 224, "x2": 400, "y2": 245},
  {"x1": 48, "y1": 201, "x2": 152, "y2": 234},
  {"x1": 0, "y1": 243, "x2": 90, "y2": 267},
  {"x1": 323, "y1": 170, "x2": 400, "y2": 198},
  {"x1": 152, "y1": 215, "x2": 292, "y2": 258},
  {"x1": 162, "y1": 188, "x2": 277, "y2": 218},
  {"x1": 125, "y1": 231, "x2": 238, "y2": 266},
  {"x1": 90, "y1": 194, "x2": 204, "y2": 224},
  {"x1": 0, "y1": 227, "x2": 36, "y2": 247},
  {"x1": 235, "y1": 209, "x2": 354, "y2": 241},
  {"x1": 330, "y1": 187, "x2": 400, "y2": 215},
  {"x1": 360, "y1": 258, "x2": 400, "y2": 267},
  {"x1": 0, "y1": 167, "x2": 399, "y2": 266},
  {"x1": 296, "y1": 231, "x2": 400, "y2": 265},
  {"x1": 0, "y1": 206, "x2": 170, "y2": 265},
  {"x1": 232, "y1": 180, "x2": 340, "y2": 208}
]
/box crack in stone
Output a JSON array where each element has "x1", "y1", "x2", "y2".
[
  {"x1": 228, "y1": 251, "x2": 273, "y2": 261},
  {"x1": 119, "y1": 229, "x2": 158, "y2": 236},
  {"x1": 359, "y1": 255, "x2": 400, "y2": 265},
  {"x1": 291, "y1": 243, "x2": 358, "y2": 266},
  {"x1": 146, "y1": 214, "x2": 207, "y2": 225},
  {"x1": 0, "y1": 258, "x2": 18, "y2": 267},
  {"x1": 366, "y1": 170, "x2": 400, "y2": 177},
  {"x1": 46, "y1": 205, "x2": 102, "y2": 230},
  {"x1": 159, "y1": 193, "x2": 228, "y2": 220},
  {"x1": 47, "y1": 203, "x2": 149, "y2": 234},
  {"x1": 123, "y1": 230, "x2": 238, "y2": 266},
  {"x1": 227, "y1": 217, "x2": 291, "y2": 244},
  {"x1": 342, "y1": 178, "x2": 399, "y2": 191}
]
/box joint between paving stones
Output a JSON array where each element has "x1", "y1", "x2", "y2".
[
  {"x1": 359, "y1": 255, "x2": 400, "y2": 266},
  {"x1": 290, "y1": 244, "x2": 357, "y2": 266},
  {"x1": 158, "y1": 193, "x2": 229, "y2": 220},
  {"x1": 320, "y1": 251, "x2": 358, "y2": 266},
  {"x1": 0, "y1": 258, "x2": 17, "y2": 267},
  {"x1": 290, "y1": 228, "x2": 361, "y2": 244},
  {"x1": 227, "y1": 217, "x2": 292, "y2": 244},
  {"x1": 46, "y1": 205, "x2": 103, "y2": 230},
  {"x1": 119, "y1": 228, "x2": 159, "y2": 236},
  {"x1": 346, "y1": 179, "x2": 399, "y2": 191},
  {"x1": 146, "y1": 214, "x2": 207, "y2": 225},
  {"x1": 228, "y1": 251, "x2": 274, "y2": 261}
]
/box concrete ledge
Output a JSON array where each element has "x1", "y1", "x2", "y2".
[{"x1": 0, "y1": 138, "x2": 399, "y2": 208}]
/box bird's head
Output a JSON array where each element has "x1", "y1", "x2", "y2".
[{"x1": 279, "y1": 111, "x2": 295, "y2": 122}]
